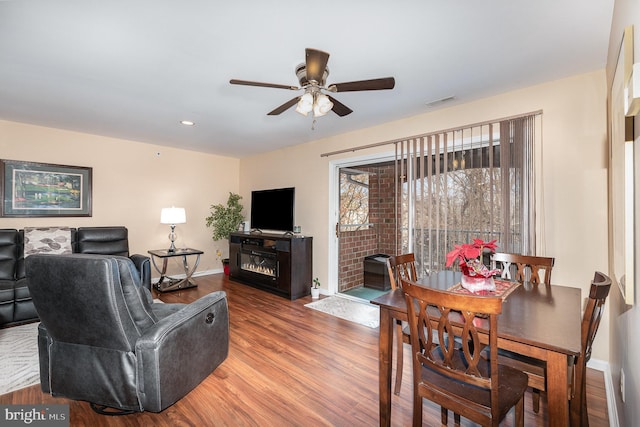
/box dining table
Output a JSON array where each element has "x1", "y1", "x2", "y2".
[{"x1": 370, "y1": 270, "x2": 582, "y2": 427}]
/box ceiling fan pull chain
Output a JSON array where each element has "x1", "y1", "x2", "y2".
[{"x1": 312, "y1": 118, "x2": 317, "y2": 130}]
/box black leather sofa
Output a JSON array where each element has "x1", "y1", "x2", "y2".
[{"x1": 0, "y1": 226, "x2": 150, "y2": 328}]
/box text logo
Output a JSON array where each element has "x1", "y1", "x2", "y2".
[{"x1": 0, "y1": 405, "x2": 69, "y2": 426}]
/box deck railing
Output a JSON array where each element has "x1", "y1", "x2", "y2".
[{"x1": 408, "y1": 228, "x2": 521, "y2": 277}]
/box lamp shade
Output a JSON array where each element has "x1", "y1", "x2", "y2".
[{"x1": 160, "y1": 207, "x2": 186, "y2": 224}]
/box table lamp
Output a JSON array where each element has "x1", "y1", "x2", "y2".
[{"x1": 160, "y1": 207, "x2": 186, "y2": 252}]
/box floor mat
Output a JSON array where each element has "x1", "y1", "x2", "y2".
[
  {"x1": 0, "y1": 322, "x2": 39, "y2": 395},
  {"x1": 305, "y1": 296, "x2": 379, "y2": 329},
  {"x1": 341, "y1": 286, "x2": 389, "y2": 301}
]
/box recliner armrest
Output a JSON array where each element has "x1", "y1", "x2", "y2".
[
  {"x1": 135, "y1": 291, "x2": 229, "y2": 412},
  {"x1": 129, "y1": 254, "x2": 151, "y2": 291}
]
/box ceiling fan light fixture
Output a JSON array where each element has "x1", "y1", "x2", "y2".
[
  {"x1": 295, "y1": 92, "x2": 314, "y2": 116},
  {"x1": 295, "y1": 104, "x2": 309, "y2": 116},
  {"x1": 313, "y1": 93, "x2": 333, "y2": 117},
  {"x1": 313, "y1": 104, "x2": 327, "y2": 117}
]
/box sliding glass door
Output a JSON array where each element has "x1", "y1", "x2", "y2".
[
  {"x1": 394, "y1": 114, "x2": 539, "y2": 277},
  {"x1": 330, "y1": 112, "x2": 540, "y2": 296}
]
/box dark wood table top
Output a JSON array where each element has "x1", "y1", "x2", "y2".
[{"x1": 371, "y1": 270, "x2": 582, "y2": 356}]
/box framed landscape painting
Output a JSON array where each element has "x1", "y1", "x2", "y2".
[{"x1": 0, "y1": 159, "x2": 92, "y2": 217}]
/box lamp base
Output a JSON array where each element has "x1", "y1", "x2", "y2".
[{"x1": 167, "y1": 225, "x2": 177, "y2": 252}]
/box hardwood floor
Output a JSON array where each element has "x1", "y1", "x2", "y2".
[{"x1": 1, "y1": 274, "x2": 610, "y2": 426}]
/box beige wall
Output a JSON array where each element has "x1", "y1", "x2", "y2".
[
  {"x1": 240, "y1": 70, "x2": 610, "y2": 359},
  {"x1": 0, "y1": 120, "x2": 241, "y2": 276}
]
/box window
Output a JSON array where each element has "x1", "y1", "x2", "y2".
[
  {"x1": 339, "y1": 168, "x2": 370, "y2": 232},
  {"x1": 395, "y1": 114, "x2": 539, "y2": 276}
]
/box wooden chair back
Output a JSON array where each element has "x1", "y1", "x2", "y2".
[
  {"x1": 491, "y1": 253, "x2": 555, "y2": 285},
  {"x1": 401, "y1": 277, "x2": 526, "y2": 426},
  {"x1": 489, "y1": 252, "x2": 555, "y2": 413},
  {"x1": 570, "y1": 271, "x2": 611, "y2": 427},
  {"x1": 385, "y1": 253, "x2": 418, "y2": 395},
  {"x1": 386, "y1": 253, "x2": 417, "y2": 291}
]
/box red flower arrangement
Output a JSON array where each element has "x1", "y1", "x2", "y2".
[{"x1": 445, "y1": 238, "x2": 500, "y2": 278}]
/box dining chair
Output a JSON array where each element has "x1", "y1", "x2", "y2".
[
  {"x1": 490, "y1": 252, "x2": 555, "y2": 413},
  {"x1": 401, "y1": 277, "x2": 528, "y2": 427},
  {"x1": 385, "y1": 253, "x2": 417, "y2": 395},
  {"x1": 491, "y1": 252, "x2": 555, "y2": 285},
  {"x1": 570, "y1": 271, "x2": 611, "y2": 427}
]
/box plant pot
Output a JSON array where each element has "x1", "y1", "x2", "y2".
[
  {"x1": 222, "y1": 258, "x2": 230, "y2": 276},
  {"x1": 311, "y1": 287, "x2": 320, "y2": 299},
  {"x1": 461, "y1": 274, "x2": 495, "y2": 293}
]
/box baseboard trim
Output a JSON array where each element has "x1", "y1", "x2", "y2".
[
  {"x1": 587, "y1": 358, "x2": 619, "y2": 427},
  {"x1": 151, "y1": 268, "x2": 221, "y2": 283},
  {"x1": 196, "y1": 268, "x2": 223, "y2": 276}
]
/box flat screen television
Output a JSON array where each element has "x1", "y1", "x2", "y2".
[{"x1": 250, "y1": 187, "x2": 295, "y2": 232}]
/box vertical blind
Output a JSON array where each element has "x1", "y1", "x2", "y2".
[{"x1": 394, "y1": 113, "x2": 540, "y2": 277}]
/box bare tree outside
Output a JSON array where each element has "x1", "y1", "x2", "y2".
[
  {"x1": 398, "y1": 115, "x2": 535, "y2": 276},
  {"x1": 339, "y1": 170, "x2": 370, "y2": 232}
]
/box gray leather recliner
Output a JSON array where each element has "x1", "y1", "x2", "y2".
[{"x1": 25, "y1": 253, "x2": 229, "y2": 413}]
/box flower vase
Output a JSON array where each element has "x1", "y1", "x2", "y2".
[{"x1": 461, "y1": 274, "x2": 496, "y2": 293}]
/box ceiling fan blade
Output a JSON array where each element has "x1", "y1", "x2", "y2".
[
  {"x1": 267, "y1": 97, "x2": 300, "y2": 115},
  {"x1": 329, "y1": 77, "x2": 395, "y2": 92},
  {"x1": 230, "y1": 79, "x2": 299, "y2": 90},
  {"x1": 305, "y1": 48, "x2": 330, "y2": 83},
  {"x1": 327, "y1": 95, "x2": 353, "y2": 117}
]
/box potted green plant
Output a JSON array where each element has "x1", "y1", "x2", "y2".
[
  {"x1": 205, "y1": 192, "x2": 244, "y2": 275},
  {"x1": 311, "y1": 277, "x2": 321, "y2": 299}
]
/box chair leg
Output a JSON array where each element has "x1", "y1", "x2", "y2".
[
  {"x1": 581, "y1": 401, "x2": 590, "y2": 427},
  {"x1": 393, "y1": 321, "x2": 403, "y2": 395},
  {"x1": 454, "y1": 412, "x2": 460, "y2": 424},
  {"x1": 569, "y1": 390, "x2": 581, "y2": 427},
  {"x1": 440, "y1": 406, "x2": 448, "y2": 424},
  {"x1": 570, "y1": 373, "x2": 589, "y2": 427},
  {"x1": 413, "y1": 393, "x2": 423, "y2": 427},
  {"x1": 514, "y1": 396, "x2": 524, "y2": 427},
  {"x1": 581, "y1": 370, "x2": 590, "y2": 427},
  {"x1": 532, "y1": 388, "x2": 541, "y2": 413}
]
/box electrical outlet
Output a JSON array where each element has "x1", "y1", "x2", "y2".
[{"x1": 621, "y1": 368, "x2": 626, "y2": 403}]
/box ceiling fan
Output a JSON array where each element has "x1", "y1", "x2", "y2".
[{"x1": 230, "y1": 48, "x2": 395, "y2": 118}]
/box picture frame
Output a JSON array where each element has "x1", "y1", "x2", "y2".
[
  {"x1": 0, "y1": 159, "x2": 92, "y2": 217},
  {"x1": 609, "y1": 26, "x2": 635, "y2": 306}
]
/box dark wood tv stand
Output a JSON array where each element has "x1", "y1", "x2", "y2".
[{"x1": 228, "y1": 232, "x2": 313, "y2": 300}]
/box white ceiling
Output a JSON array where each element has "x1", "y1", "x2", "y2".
[{"x1": 0, "y1": 1, "x2": 614, "y2": 158}]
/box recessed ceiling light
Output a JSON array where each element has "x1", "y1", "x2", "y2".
[{"x1": 180, "y1": 120, "x2": 195, "y2": 126}]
